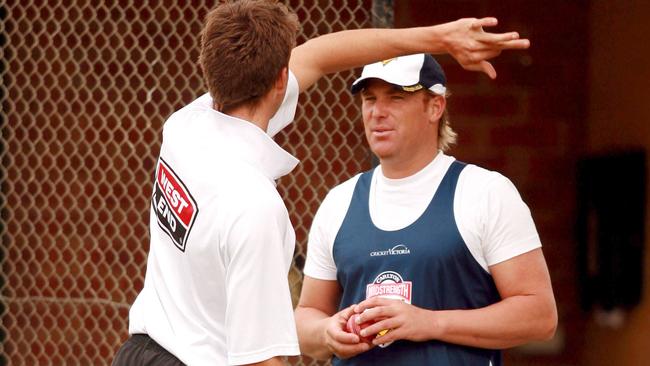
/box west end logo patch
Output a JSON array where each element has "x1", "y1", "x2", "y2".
[{"x1": 152, "y1": 158, "x2": 198, "y2": 252}]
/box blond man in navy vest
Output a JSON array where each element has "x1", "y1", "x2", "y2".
[{"x1": 296, "y1": 54, "x2": 557, "y2": 365}]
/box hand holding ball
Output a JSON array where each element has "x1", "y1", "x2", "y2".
[{"x1": 345, "y1": 314, "x2": 375, "y2": 343}]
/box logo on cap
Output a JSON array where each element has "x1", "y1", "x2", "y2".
[{"x1": 381, "y1": 58, "x2": 397, "y2": 66}]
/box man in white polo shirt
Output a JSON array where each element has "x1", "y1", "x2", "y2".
[{"x1": 111, "y1": 0, "x2": 533, "y2": 365}]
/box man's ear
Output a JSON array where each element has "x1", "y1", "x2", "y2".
[
  {"x1": 427, "y1": 94, "x2": 446, "y2": 123},
  {"x1": 275, "y1": 67, "x2": 289, "y2": 92}
]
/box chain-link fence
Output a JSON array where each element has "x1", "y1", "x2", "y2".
[{"x1": 0, "y1": 0, "x2": 373, "y2": 364}]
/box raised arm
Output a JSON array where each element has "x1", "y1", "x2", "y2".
[{"x1": 289, "y1": 17, "x2": 529, "y2": 92}]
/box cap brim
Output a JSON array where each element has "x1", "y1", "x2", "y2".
[{"x1": 350, "y1": 77, "x2": 423, "y2": 94}]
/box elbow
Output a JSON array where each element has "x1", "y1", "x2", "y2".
[
  {"x1": 294, "y1": 311, "x2": 333, "y2": 361},
  {"x1": 537, "y1": 303, "x2": 558, "y2": 341},
  {"x1": 542, "y1": 312, "x2": 558, "y2": 341},
  {"x1": 312, "y1": 350, "x2": 334, "y2": 362},
  {"x1": 298, "y1": 342, "x2": 332, "y2": 361}
]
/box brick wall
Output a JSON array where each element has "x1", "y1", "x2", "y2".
[
  {"x1": 395, "y1": 1, "x2": 590, "y2": 365},
  {"x1": 583, "y1": 1, "x2": 650, "y2": 365}
]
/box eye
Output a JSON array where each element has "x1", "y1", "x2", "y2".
[{"x1": 390, "y1": 95, "x2": 404, "y2": 100}]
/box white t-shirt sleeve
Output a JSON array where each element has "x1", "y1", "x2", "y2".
[
  {"x1": 481, "y1": 174, "x2": 542, "y2": 266},
  {"x1": 456, "y1": 166, "x2": 541, "y2": 270},
  {"x1": 303, "y1": 175, "x2": 360, "y2": 280},
  {"x1": 223, "y1": 188, "x2": 299, "y2": 365},
  {"x1": 267, "y1": 70, "x2": 299, "y2": 137}
]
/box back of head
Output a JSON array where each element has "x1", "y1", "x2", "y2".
[{"x1": 199, "y1": 0, "x2": 299, "y2": 113}]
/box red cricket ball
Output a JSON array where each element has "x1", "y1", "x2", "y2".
[{"x1": 345, "y1": 314, "x2": 375, "y2": 343}]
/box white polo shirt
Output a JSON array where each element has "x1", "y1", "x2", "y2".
[
  {"x1": 128, "y1": 73, "x2": 301, "y2": 365},
  {"x1": 304, "y1": 152, "x2": 542, "y2": 280}
]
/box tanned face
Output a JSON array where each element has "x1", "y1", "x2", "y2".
[{"x1": 360, "y1": 79, "x2": 444, "y2": 176}]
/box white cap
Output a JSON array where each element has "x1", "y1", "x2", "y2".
[{"x1": 351, "y1": 53, "x2": 447, "y2": 95}]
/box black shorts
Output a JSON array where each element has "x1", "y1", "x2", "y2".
[{"x1": 112, "y1": 334, "x2": 184, "y2": 366}]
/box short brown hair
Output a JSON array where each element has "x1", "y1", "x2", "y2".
[{"x1": 199, "y1": 0, "x2": 299, "y2": 112}]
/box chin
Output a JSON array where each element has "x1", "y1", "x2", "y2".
[{"x1": 369, "y1": 147, "x2": 393, "y2": 161}]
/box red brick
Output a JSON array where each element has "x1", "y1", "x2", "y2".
[
  {"x1": 490, "y1": 123, "x2": 560, "y2": 148},
  {"x1": 449, "y1": 94, "x2": 522, "y2": 118}
]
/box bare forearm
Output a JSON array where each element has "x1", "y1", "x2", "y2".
[
  {"x1": 289, "y1": 18, "x2": 528, "y2": 91},
  {"x1": 296, "y1": 26, "x2": 443, "y2": 71},
  {"x1": 290, "y1": 26, "x2": 450, "y2": 91},
  {"x1": 294, "y1": 306, "x2": 333, "y2": 360},
  {"x1": 432, "y1": 295, "x2": 557, "y2": 349}
]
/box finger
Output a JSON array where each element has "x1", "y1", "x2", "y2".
[
  {"x1": 356, "y1": 296, "x2": 403, "y2": 312},
  {"x1": 496, "y1": 38, "x2": 530, "y2": 50},
  {"x1": 462, "y1": 61, "x2": 496, "y2": 79},
  {"x1": 354, "y1": 298, "x2": 376, "y2": 312},
  {"x1": 333, "y1": 328, "x2": 363, "y2": 344},
  {"x1": 362, "y1": 306, "x2": 392, "y2": 323},
  {"x1": 334, "y1": 342, "x2": 372, "y2": 359},
  {"x1": 472, "y1": 17, "x2": 498, "y2": 30},
  {"x1": 482, "y1": 31, "x2": 520, "y2": 43},
  {"x1": 359, "y1": 318, "x2": 394, "y2": 338},
  {"x1": 480, "y1": 60, "x2": 497, "y2": 79},
  {"x1": 372, "y1": 329, "x2": 398, "y2": 345},
  {"x1": 340, "y1": 304, "x2": 358, "y2": 319}
]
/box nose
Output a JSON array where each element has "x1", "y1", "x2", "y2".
[{"x1": 369, "y1": 99, "x2": 389, "y2": 119}]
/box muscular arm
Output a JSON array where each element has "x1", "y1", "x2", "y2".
[
  {"x1": 294, "y1": 276, "x2": 370, "y2": 360},
  {"x1": 356, "y1": 248, "x2": 557, "y2": 349},
  {"x1": 289, "y1": 17, "x2": 530, "y2": 92},
  {"x1": 434, "y1": 248, "x2": 557, "y2": 348}
]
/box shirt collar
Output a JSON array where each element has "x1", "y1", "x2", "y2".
[
  {"x1": 378, "y1": 150, "x2": 448, "y2": 186},
  {"x1": 191, "y1": 93, "x2": 299, "y2": 181}
]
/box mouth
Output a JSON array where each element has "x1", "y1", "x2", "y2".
[{"x1": 370, "y1": 126, "x2": 394, "y2": 138}]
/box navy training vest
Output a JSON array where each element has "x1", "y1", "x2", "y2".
[{"x1": 332, "y1": 161, "x2": 501, "y2": 366}]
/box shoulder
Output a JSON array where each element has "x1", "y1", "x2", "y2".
[
  {"x1": 310, "y1": 171, "x2": 365, "y2": 234},
  {"x1": 459, "y1": 163, "x2": 507, "y2": 187},
  {"x1": 318, "y1": 173, "x2": 363, "y2": 214},
  {"x1": 223, "y1": 166, "x2": 287, "y2": 216},
  {"x1": 457, "y1": 163, "x2": 519, "y2": 202}
]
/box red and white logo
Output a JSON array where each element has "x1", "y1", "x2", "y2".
[
  {"x1": 152, "y1": 158, "x2": 198, "y2": 251},
  {"x1": 366, "y1": 271, "x2": 412, "y2": 304},
  {"x1": 366, "y1": 271, "x2": 412, "y2": 348}
]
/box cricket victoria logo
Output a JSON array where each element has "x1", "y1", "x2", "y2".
[
  {"x1": 370, "y1": 244, "x2": 411, "y2": 257},
  {"x1": 152, "y1": 158, "x2": 198, "y2": 252}
]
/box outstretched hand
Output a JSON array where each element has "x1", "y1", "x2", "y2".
[{"x1": 439, "y1": 17, "x2": 530, "y2": 79}]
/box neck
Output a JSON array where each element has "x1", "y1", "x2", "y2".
[
  {"x1": 226, "y1": 107, "x2": 270, "y2": 132},
  {"x1": 380, "y1": 149, "x2": 439, "y2": 179},
  {"x1": 217, "y1": 99, "x2": 276, "y2": 133}
]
